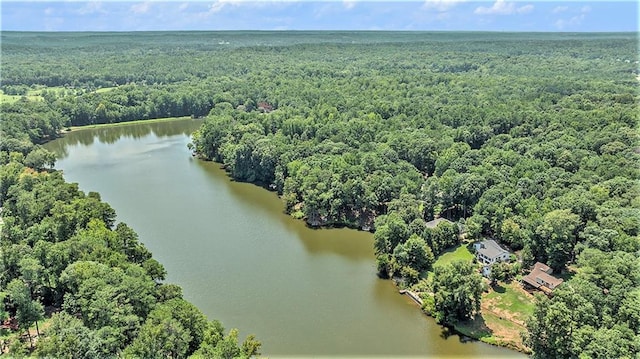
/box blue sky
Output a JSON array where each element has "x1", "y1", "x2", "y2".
[{"x1": 1, "y1": 1, "x2": 638, "y2": 32}]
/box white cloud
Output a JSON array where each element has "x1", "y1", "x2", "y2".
[
  {"x1": 194, "y1": 0, "x2": 290, "y2": 21},
  {"x1": 517, "y1": 4, "x2": 533, "y2": 14},
  {"x1": 554, "y1": 5, "x2": 590, "y2": 30},
  {"x1": 208, "y1": 1, "x2": 226, "y2": 14},
  {"x1": 208, "y1": 0, "x2": 243, "y2": 14},
  {"x1": 179, "y1": 3, "x2": 189, "y2": 11},
  {"x1": 423, "y1": 0, "x2": 466, "y2": 12},
  {"x1": 552, "y1": 5, "x2": 568, "y2": 14},
  {"x1": 130, "y1": 2, "x2": 152, "y2": 15},
  {"x1": 206, "y1": 0, "x2": 291, "y2": 15},
  {"x1": 555, "y1": 13, "x2": 586, "y2": 30},
  {"x1": 474, "y1": 0, "x2": 533, "y2": 15},
  {"x1": 343, "y1": 0, "x2": 356, "y2": 10},
  {"x1": 76, "y1": 2, "x2": 107, "y2": 15},
  {"x1": 44, "y1": 7, "x2": 55, "y2": 16}
]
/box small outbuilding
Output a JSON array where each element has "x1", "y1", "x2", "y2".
[{"x1": 521, "y1": 262, "x2": 564, "y2": 294}]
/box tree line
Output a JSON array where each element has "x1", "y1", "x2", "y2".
[
  {"x1": 1, "y1": 31, "x2": 638, "y2": 357},
  {"x1": 0, "y1": 33, "x2": 267, "y2": 358},
  {"x1": 0, "y1": 131, "x2": 261, "y2": 358},
  {"x1": 187, "y1": 32, "x2": 639, "y2": 356}
]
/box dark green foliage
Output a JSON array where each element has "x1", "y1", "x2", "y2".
[
  {"x1": 0, "y1": 99, "x2": 67, "y2": 147},
  {"x1": 524, "y1": 249, "x2": 640, "y2": 359},
  {"x1": 6, "y1": 279, "x2": 44, "y2": 346},
  {"x1": 0, "y1": 157, "x2": 257, "y2": 356},
  {"x1": 393, "y1": 234, "x2": 434, "y2": 273},
  {"x1": 123, "y1": 298, "x2": 210, "y2": 358},
  {"x1": 36, "y1": 312, "x2": 103, "y2": 359},
  {"x1": 2, "y1": 31, "x2": 638, "y2": 357},
  {"x1": 432, "y1": 261, "x2": 483, "y2": 324},
  {"x1": 23, "y1": 147, "x2": 56, "y2": 171}
]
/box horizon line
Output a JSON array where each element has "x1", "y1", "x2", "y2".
[{"x1": 2, "y1": 29, "x2": 639, "y2": 33}]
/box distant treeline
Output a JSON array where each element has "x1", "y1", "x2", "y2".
[
  {"x1": 1, "y1": 31, "x2": 639, "y2": 358},
  {"x1": 0, "y1": 32, "x2": 266, "y2": 358}
]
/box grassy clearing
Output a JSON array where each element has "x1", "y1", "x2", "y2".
[
  {"x1": 417, "y1": 244, "x2": 474, "y2": 291},
  {"x1": 456, "y1": 311, "x2": 529, "y2": 351},
  {"x1": 484, "y1": 282, "x2": 535, "y2": 322},
  {"x1": 67, "y1": 116, "x2": 194, "y2": 131},
  {"x1": 1, "y1": 86, "x2": 67, "y2": 104},
  {"x1": 1, "y1": 86, "x2": 115, "y2": 104},
  {"x1": 460, "y1": 281, "x2": 535, "y2": 352},
  {"x1": 95, "y1": 86, "x2": 117, "y2": 93},
  {"x1": 0, "y1": 90, "x2": 43, "y2": 104},
  {"x1": 433, "y1": 243, "x2": 474, "y2": 268}
]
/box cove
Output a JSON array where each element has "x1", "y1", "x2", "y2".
[{"x1": 45, "y1": 119, "x2": 523, "y2": 357}]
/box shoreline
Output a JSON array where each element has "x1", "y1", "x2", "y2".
[
  {"x1": 398, "y1": 283, "x2": 531, "y2": 354},
  {"x1": 63, "y1": 116, "x2": 197, "y2": 132},
  {"x1": 201, "y1": 156, "x2": 527, "y2": 356},
  {"x1": 399, "y1": 288, "x2": 530, "y2": 354}
]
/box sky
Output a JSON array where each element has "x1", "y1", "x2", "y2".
[{"x1": 1, "y1": 1, "x2": 638, "y2": 32}]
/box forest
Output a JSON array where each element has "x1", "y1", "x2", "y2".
[{"x1": 1, "y1": 31, "x2": 639, "y2": 357}]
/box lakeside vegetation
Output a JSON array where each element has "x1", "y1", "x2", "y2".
[
  {"x1": 0, "y1": 33, "x2": 265, "y2": 358},
  {"x1": 66, "y1": 116, "x2": 194, "y2": 131},
  {"x1": 1, "y1": 31, "x2": 639, "y2": 357}
]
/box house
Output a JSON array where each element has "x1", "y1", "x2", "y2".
[
  {"x1": 257, "y1": 101, "x2": 273, "y2": 113},
  {"x1": 474, "y1": 239, "x2": 510, "y2": 265},
  {"x1": 425, "y1": 217, "x2": 452, "y2": 229},
  {"x1": 522, "y1": 262, "x2": 564, "y2": 294},
  {"x1": 473, "y1": 239, "x2": 510, "y2": 277}
]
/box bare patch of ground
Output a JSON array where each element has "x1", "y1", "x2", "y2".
[
  {"x1": 476, "y1": 281, "x2": 535, "y2": 352},
  {"x1": 453, "y1": 281, "x2": 534, "y2": 353}
]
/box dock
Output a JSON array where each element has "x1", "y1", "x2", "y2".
[{"x1": 399, "y1": 289, "x2": 424, "y2": 306}]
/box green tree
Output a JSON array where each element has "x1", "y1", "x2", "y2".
[
  {"x1": 536, "y1": 209, "x2": 580, "y2": 271},
  {"x1": 524, "y1": 293, "x2": 584, "y2": 359},
  {"x1": 392, "y1": 234, "x2": 434, "y2": 273},
  {"x1": 190, "y1": 321, "x2": 261, "y2": 359},
  {"x1": 373, "y1": 213, "x2": 409, "y2": 255},
  {"x1": 432, "y1": 261, "x2": 483, "y2": 324},
  {"x1": 124, "y1": 309, "x2": 191, "y2": 359},
  {"x1": 23, "y1": 147, "x2": 56, "y2": 170},
  {"x1": 7, "y1": 279, "x2": 44, "y2": 348},
  {"x1": 36, "y1": 312, "x2": 102, "y2": 359},
  {"x1": 524, "y1": 249, "x2": 640, "y2": 358}
]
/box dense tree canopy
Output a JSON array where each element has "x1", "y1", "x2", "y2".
[
  {"x1": 524, "y1": 249, "x2": 640, "y2": 358},
  {"x1": 1, "y1": 30, "x2": 638, "y2": 357},
  {"x1": 1, "y1": 32, "x2": 266, "y2": 358},
  {"x1": 432, "y1": 261, "x2": 484, "y2": 324},
  {"x1": 0, "y1": 156, "x2": 260, "y2": 356}
]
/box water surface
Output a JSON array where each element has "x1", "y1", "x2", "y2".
[{"x1": 46, "y1": 119, "x2": 523, "y2": 357}]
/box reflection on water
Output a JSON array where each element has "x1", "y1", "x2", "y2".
[
  {"x1": 194, "y1": 159, "x2": 375, "y2": 261},
  {"x1": 48, "y1": 118, "x2": 204, "y2": 157},
  {"x1": 45, "y1": 118, "x2": 523, "y2": 358}
]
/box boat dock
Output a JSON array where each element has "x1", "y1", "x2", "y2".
[{"x1": 399, "y1": 289, "x2": 424, "y2": 306}]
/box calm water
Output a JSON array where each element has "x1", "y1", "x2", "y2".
[{"x1": 46, "y1": 119, "x2": 523, "y2": 358}]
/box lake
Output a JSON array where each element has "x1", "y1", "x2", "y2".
[{"x1": 45, "y1": 118, "x2": 523, "y2": 358}]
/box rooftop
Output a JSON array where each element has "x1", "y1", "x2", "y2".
[
  {"x1": 476, "y1": 239, "x2": 509, "y2": 259},
  {"x1": 532, "y1": 262, "x2": 552, "y2": 274},
  {"x1": 522, "y1": 262, "x2": 564, "y2": 291}
]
